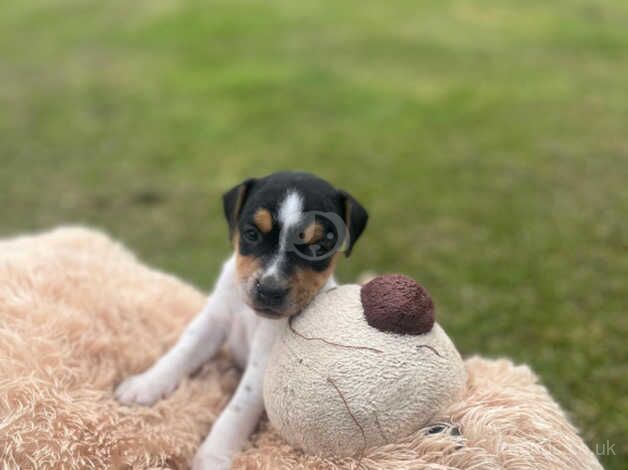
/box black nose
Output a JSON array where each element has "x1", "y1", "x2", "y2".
[{"x1": 255, "y1": 280, "x2": 290, "y2": 308}]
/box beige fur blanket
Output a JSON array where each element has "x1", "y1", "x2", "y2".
[{"x1": 0, "y1": 227, "x2": 601, "y2": 469}]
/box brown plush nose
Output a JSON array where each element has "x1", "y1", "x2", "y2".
[{"x1": 360, "y1": 274, "x2": 435, "y2": 335}]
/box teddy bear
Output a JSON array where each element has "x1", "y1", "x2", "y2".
[{"x1": 263, "y1": 274, "x2": 467, "y2": 458}]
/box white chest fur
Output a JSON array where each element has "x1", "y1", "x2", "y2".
[{"x1": 115, "y1": 254, "x2": 331, "y2": 470}]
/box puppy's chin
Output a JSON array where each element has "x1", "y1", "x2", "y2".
[
  {"x1": 248, "y1": 299, "x2": 301, "y2": 319},
  {"x1": 252, "y1": 306, "x2": 286, "y2": 319}
]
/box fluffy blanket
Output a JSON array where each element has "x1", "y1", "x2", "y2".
[{"x1": 0, "y1": 227, "x2": 601, "y2": 469}]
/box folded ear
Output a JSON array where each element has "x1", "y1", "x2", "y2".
[
  {"x1": 338, "y1": 189, "x2": 369, "y2": 257},
  {"x1": 222, "y1": 178, "x2": 257, "y2": 240}
]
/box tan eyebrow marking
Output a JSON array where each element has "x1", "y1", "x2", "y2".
[
  {"x1": 253, "y1": 208, "x2": 273, "y2": 233},
  {"x1": 300, "y1": 222, "x2": 324, "y2": 244}
]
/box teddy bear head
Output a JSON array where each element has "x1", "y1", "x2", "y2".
[{"x1": 264, "y1": 274, "x2": 468, "y2": 457}]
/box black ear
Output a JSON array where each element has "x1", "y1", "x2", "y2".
[
  {"x1": 338, "y1": 189, "x2": 369, "y2": 257},
  {"x1": 222, "y1": 178, "x2": 257, "y2": 240}
]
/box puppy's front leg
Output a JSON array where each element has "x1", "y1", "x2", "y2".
[
  {"x1": 192, "y1": 319, "x2": 281, "y2": 470},
  {"x1": 116, "y1": 257, "x2": 238, "y2": 406}
]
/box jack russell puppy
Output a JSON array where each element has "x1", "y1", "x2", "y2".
[{"x1": 115, "y1": 171, "x2": 368, "y2": 469}]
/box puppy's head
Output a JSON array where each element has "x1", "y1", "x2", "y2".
[{"x1": 223, "y1": 171, "x2": 368, "y2": 318}]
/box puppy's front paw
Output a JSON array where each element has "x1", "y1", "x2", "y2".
[
  {"x1": 192, "y1": 450, "x2": 232, "y2": 470},
  {"x1": 115, "y1": 370, "x2": 177, "y2": 406}
]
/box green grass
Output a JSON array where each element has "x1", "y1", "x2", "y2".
[{"x1": 1, "y1": 0, "x2": 626, "y2": 467}]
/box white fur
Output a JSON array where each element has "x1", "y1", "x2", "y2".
[
  {"x1": 277, "y1": 191, "x2": 303, "y2": 231},
  {"x1": 264, "y1": 191, "x2": 303, "y2": 278},
  {"x1": 115, "y1": 253, "x2": 336, "y2": 469}
]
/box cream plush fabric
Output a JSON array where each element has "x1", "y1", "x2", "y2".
[
  {"x1": 264, "y1": 284, "x2": 468, "y2": 457},
  {"x1": 0, "y1": 227, "x2": 602, "y2": 469}
]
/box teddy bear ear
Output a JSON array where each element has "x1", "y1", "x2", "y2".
[{"x1": 360, "y1": 274, "x2": 435, "y2": 335}]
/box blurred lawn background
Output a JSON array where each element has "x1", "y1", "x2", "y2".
[{"x1": 1, "y1": 0, "x2": 626, "y2": 467}]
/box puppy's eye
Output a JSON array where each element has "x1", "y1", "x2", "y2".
[{"x1": 243, "y1": 228, "x2": 261, "y2": 243}]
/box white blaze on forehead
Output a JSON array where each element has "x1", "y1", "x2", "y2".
[
  {"x1": 278, "y1": 191, "x2": 303, "y2": 230},
  {"x1": 264, "y1": 191, "x2": 303, "y2": 278}
]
